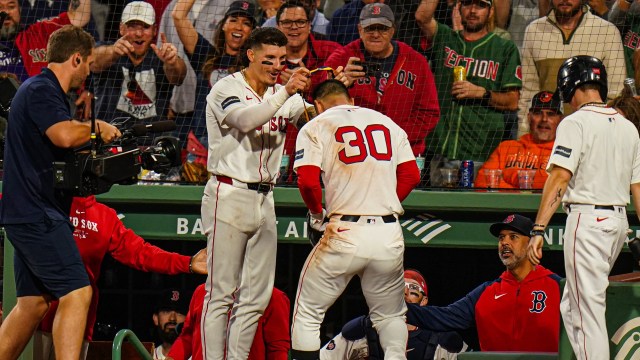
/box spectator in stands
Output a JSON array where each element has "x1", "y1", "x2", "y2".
[
  {"x1": 406, "y1": 214, "x2": 562, "y2": 352},
  {"x1": 32, "y1": 195, "x2": 206, "y2": 360},
  {"x1": 326, "y1": 3, "x2": 440, "y2": 156},
  {"x1": 327, "y1": 0, "x2": 383, "y2": 46},
  {"x1": 152, "y1": 288, "x2": 190, "y2": 360},
  {"x1": 91, "y1": 1, "x2": 186, "y2": 141},
  {"x1": 609, "y1": 0, "x2": 640, "y2": 85},
  {"x1": 159, "y1": 0, "x2": 236, "y2": 144},
  {"x1": 172, "y1": 0, "x2": 256, "y2": 143},
  {"x1": 416, "y1": 0, "x2": 521, "y2": 182},
  {"x1": 610, "y1": 94, "x2": 640, "y2": 132},
  {"x1": 275, "y1": 0, "x2": 342, "y2": 178},
  {"x1": 0, "y1": 0, "x2": 92, "y2": 82},
  {"x1": 166, "y1": 286, "x2": 290, "y2": 360},
  {"x1": 264, "y1": 0, "x2": 329, "y2": 35},
  {"x1": 475, "y1": 91, "x2": 563, "y2": 189},
  {"x1": 257, "y1": 0, "x2": 284, "y2": 25},
  {"x1": 320, "y1": 269, "x2": 468, "y2": 360},
  {"x1": 505, "y1": 0, "x2": 542, "y2": 49},
  {"x1": 518, "y1": 0, "x2": 625, "y2": 136}
]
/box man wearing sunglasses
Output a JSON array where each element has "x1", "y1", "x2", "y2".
[
  {"x1": 416, "y1": 0, "x2": 521, "y2": 182},
  {"x1": 406, "y1": 214, "x2": 562, "y2": 352},
  {"x1": 320, "y1": 269, "x2": 467, "y2": 360}
]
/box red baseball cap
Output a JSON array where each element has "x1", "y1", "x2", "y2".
[{"x1": 404, "y1": 269, "x2": 427, "y2": 296}]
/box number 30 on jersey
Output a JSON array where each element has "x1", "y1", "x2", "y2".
[{"x1": 336, "y1": 124, "x2": 392, "y2": 164}]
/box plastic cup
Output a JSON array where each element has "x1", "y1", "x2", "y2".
[
  {"x1": 483, "y1": 169, "x2": 502, "y2": 190},
  {"x1": 517, "y1": 169, "x2": 536, "y2": 190},
  {"x1": 439, "y1": 168, "x2": 458, "y2": 188}
]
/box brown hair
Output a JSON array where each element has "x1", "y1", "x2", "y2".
[
  {"x1": 609, "y1": 95, "x2": 640, "y2": 133},
  {"x1": 46, "y1": 25, "x2": 95, "y2": 64},
  {"x1": 202, "y1": 15, "x2": 254, "y2": 80}
]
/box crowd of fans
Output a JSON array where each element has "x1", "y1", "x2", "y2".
[{"x1": 2, "y1": 0, "x2": 640, "y2": 190}]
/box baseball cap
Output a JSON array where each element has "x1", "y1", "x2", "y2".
[
  {"x1": 530, "y1": 91, "x2": 563, "y2": 115},
  {"x1": 225, "y1": 1, "x2": 256, "y2": 24},
  {"x1": 121, "y1": 1, "x2": 156, "y2": 26},
  {"x1": 156, "y1": 288, "x2": 190, "y2": 315},
  {"x1": 460, "y1": 0, "x2": 493, "y2": 7},
  {"x1": 404, "y1": 269, "x2": 428, "y2": 296},
  {"x1": 359, "y1": 3, "x2": 395, "y2": 28},
  {"x1": 489, "y1": 214, "x2": 534, "y2": 237}
]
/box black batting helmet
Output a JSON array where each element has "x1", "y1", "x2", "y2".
[{"x1": 557, "y1": 55, "x2": 607, "y2": 103}]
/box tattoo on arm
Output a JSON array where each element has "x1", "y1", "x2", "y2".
[
  {"x1": 549, "y1": 188, "x2": 562, "y2": 209},
  {"x1": 70, "y1": 0, "x2": 80, "y2": 11}
]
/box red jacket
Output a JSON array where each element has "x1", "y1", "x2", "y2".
[
  {"x1": 38, "y1": 196, "x2": 191, "y2": 340},
  {"x1": 168, "y1": 285, "x2": 291, "y2": 360},
  {"x1": 475, "y1": 134, "x2": 553, "y2": 189},
  {"x1": 16, "y1": 12, "x2": 71, "y2": 77},
  {"x1": 325, "y1": 39, "x2": 440, "y2": 155}
]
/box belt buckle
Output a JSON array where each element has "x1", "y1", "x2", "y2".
[{"x1": 256, "y1": 183, "x2": 272, "y2": 194}]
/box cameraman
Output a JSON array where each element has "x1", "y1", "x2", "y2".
[{"x1": 0, "y1": 25, "x2": 120, "y2": 360}]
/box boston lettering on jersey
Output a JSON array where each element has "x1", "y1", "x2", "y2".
[
  {"x1": 444, "y1": 46, "x2": 500, "y2": 81},
  {"x1": 256, "y1": 116, "x2": 288, "y2": 133},
  {"x1": 28, "y1": 48, "x2": 47, "y2": 63},
  {"x1": 355, "y1": 69, "x2": 417, "y2": 91}
]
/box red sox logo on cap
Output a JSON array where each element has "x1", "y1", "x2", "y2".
[
  {"x1": 242, "y1": 2, "x2": 249, "y2": 10},
  {"x1": 171, "y1": 290, "x2": 180, "y2": 302},
  {"x1": 504, "y1": 214, "x2": 515, "y2": 223},
  {"x1": 372, "y1": 5, "x2": 381, "y2": 15}
]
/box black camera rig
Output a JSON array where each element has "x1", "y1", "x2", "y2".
[{"x1": 53, "y1": 118, "x2": 181, "y2": 196}]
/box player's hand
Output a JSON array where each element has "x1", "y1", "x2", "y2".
[
  {"x1": 189, "y1": 248, "x2": 207, "y2": 275},
  {"x1": 281, "y1": 60, "x2": 307, "y2": 86},
  {"x1": 344, "y1": 57, "x2": 365, "y2": 81},
  {"x1": 96, "y1": 120, "x2": 122, "y2": 143},
  {"x1": 309, "y1": 209, "x2": 327, "y2": 232},
  {"x1": 527, "y1": 235, "x2": 544, "y2": 265},
  {"x1": 113, "y1": 36, "x2": 135, "y2": 57},
  {"x1": 451, "y1": 81, "x2": 486, "y2": 100},
  {"x1": 332, "y1": 66, "x2": 352, "y2": 88},
  {"x1": 152, "y1": 33, "x2": 179, "y2": 65},
  {"x1": 75, "y1": 90, "x2": 93, "y2": 120},
  {"x1": 285, "y1": 67, "x2": 311, "y2": 96}
]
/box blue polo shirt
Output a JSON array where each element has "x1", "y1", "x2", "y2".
[{"x1": 0, "y1": 68, "x2": 74, "y2": 224}]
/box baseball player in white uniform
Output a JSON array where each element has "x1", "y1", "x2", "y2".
[
  {"x1": 528, "y1": 55, "x2": 640, "y2": 360},
  {"x1": 290, "y1": 80, "x2": 421, "y2": 360},
  {"x1": 200, "y1": 27, "x2": 310, "y2": 360}
]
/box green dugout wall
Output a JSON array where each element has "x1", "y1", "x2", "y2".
[{"x1": 2, "y1": 185, "x2": 640, "y2": 359}]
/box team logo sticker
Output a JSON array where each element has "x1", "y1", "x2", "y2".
[
  {"x1": 611, "y1": 317, "x2": 640, "y2": 359},
  {"x1": 554, "y1": 145, "x2": 572, "y2": 158}
]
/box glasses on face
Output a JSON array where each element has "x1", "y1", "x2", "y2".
[
  {"x1": 363, "y1": 24, "x2": 392, "y2": 35},
  {"x1": 405, "y1": 282, "x2": 424, "y2": 295},
  {"x1": 279, "y1": 19, "x2": 309, "y2": 28}
]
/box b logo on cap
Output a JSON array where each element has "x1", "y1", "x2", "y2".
[
  {"x1": 504, "y1": 215, "x2": 515, "y2": 223},
  {"x1": 242, "y1": 2, "x2": 249, "y2": 10},
  {"x1": 171, "y1": 291, "x2": 180, "y2": 302},
  {"x1": 372, "y1": 6, "x2": 381, "y2": 15}
]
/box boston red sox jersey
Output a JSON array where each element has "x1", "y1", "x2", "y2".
[
  {"x1": 206, "y1": 72, "x2": 305, "y2": 183},
  {"x1": 548, "y1": 105, "x2": 640, "y2": 205},
  {"x1": 293, "y1": 105, "x2": 415, "y2": 216}
]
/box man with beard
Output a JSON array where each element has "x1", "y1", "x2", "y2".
[
  {"x1": 416, "y1": 0, "x2": 521, "y2": 179},
  {"x1": 0, "y1": 25, "x2": 121, "y2": 360},
  {"x1": 0, "y1": 0, "x2": 92, "y2": 83},
  {"x1": 406, "y1": 214, "x2": 562, "y2": 352},
  {"x1": 91, "y1": 1, "x2": 186, "y2": 144},
  {"x1": 518, "y1": 0, "x2": 625, "y2": 136},
  {"x1": 152, "y1": 289, "x2": 190, "y2": 360},
  {"x1": 475, "y1": 91, "x2": 564, "y2": 189}
]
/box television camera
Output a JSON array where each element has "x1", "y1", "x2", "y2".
[{"x1": 53, "y1": 119, "x2": 181, "y2": 196}]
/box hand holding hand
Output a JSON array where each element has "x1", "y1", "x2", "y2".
[{"x1": 151, "y1": 33, "x2": 179, "y2": 65}]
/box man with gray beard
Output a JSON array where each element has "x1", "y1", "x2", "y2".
[{"x1": 406, "y1": 214, "x2": 562, "y2": 352}]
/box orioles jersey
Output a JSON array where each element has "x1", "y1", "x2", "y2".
[
  {"x1": 206, "y1": 72, "x2": 305, "y2": 184},
  {"x1": 293, "y1": 104, "x2": 415, "y2": 216}
]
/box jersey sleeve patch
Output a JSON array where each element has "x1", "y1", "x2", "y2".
[
  {"x1": 295, "y1": 149, "x2": 304, "y2": 161},
  {"x1": 221, "y1": 96, "x2": 241, "y2": 110},
  {"x1": 553, "y1": 145, "x2": 572, "y2": 158}
]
